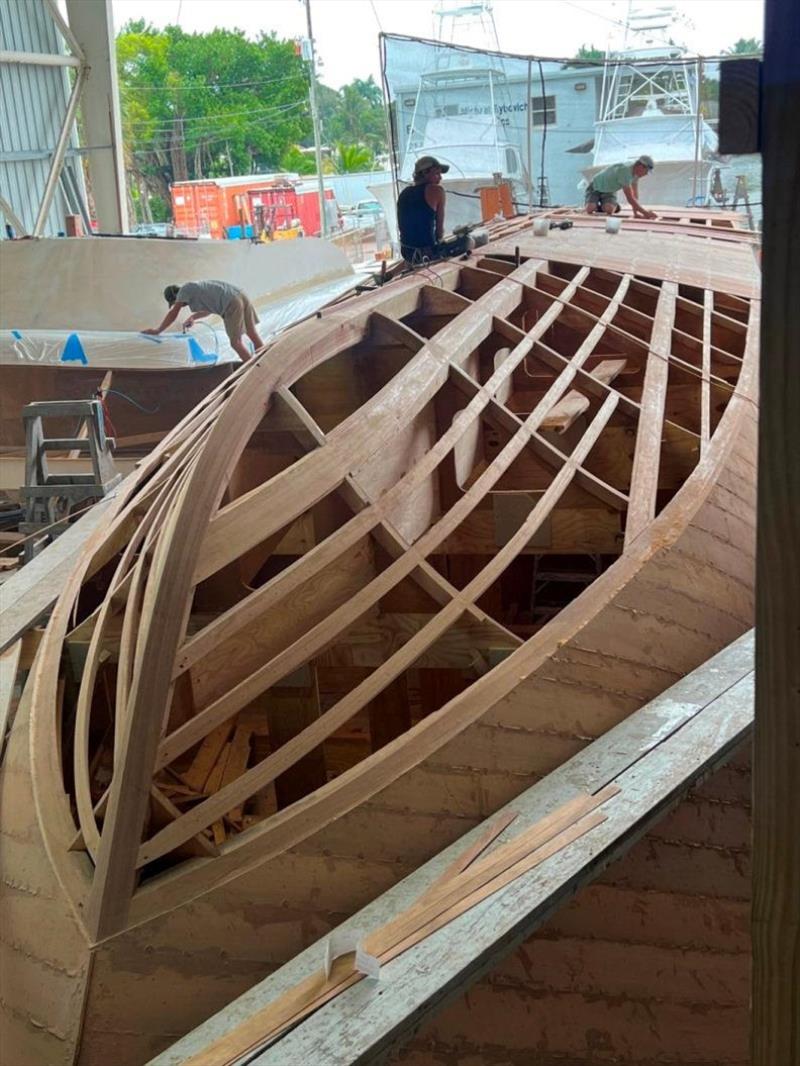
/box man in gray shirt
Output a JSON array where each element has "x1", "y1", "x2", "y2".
[{"x1": 143, "y1": 279, "x2": 264, "y2": 361}]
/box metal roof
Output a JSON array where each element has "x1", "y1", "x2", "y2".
[{"x1": 0, "y1": 0, "x2": 87, "y2": 237}]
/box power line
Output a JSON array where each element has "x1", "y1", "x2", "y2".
[
  {"x1": 126, "y1": 100, "x2": 309, "y2": 139},
  {"x1": 126, "y1": 99, "x2": 307, "y2": 130},
  {"x1": 120, "y1": 70, "x2": 304, "y2": 94}
]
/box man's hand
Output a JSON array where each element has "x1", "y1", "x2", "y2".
[{"x1": 141, "y1": 327, "x2": 161, "y2": 336}]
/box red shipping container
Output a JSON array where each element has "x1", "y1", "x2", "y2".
[{"x1": 170, "y1": 175, "x2": 336, "y2": 239}]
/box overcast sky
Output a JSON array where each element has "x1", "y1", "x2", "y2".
[{"x1": 111, "y1": 0, "x2": 764, "y2": 90}]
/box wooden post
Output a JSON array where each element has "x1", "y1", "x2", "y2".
[{"x1": 752, "y1": 1, "x2": 800, "y2": 1062}]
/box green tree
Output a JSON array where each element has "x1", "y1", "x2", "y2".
[
  {"x1": 722, "y1": 38, "x2": 763, "y2": 55},
  {"x1": 334, "y1": 142, "x2": 374, "y2": 173},
  {"x1": 574, "y1": 44, "x2": 605, "y2": 62},
  {"x1": 117, "y1": 21, "x2": 312, "y2": 221},
  {"x1": 318, "y1": 77, "x2": 387, "y2": 154},
  {"x1": 279, "y1": 145, "x2": 317, "y2": 175}
]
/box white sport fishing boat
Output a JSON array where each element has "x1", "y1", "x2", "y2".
[
  {"x1": 371, "y1": 67, "x2": 529, "y2": 244},
  {"x1": 370, "y1": 2, "x2": 530, "y2": 244},
  {"x1": 583, "y1": 7, "x2": 729, "y2": 207}
]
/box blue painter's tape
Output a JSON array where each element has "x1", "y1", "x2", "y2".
[
  {"x1": 11, "y1": 329, "x2": 22, "y2": 340},
  {"x1": 188, "y1": 337, "x2": 217, "y2": 364},
  {"x1": 61, "y1": 333, "x2": 88, "y2": 364}
]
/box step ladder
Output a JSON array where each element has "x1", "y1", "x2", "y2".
[{"x1": 20, "y1": 399, "x2": 121, "y2": 561}]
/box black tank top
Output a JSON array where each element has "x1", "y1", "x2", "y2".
[{"x1": 397, "y1": 183, "x2": 436, "y2": 255}]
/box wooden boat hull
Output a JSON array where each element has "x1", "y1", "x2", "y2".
[{"x1": 0, "y1": 214, "x2": 759, "y2": 1065}]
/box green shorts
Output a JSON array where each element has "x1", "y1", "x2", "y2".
[{"x1": 585, "y1": 186, "x2": 621, "y2": 211}]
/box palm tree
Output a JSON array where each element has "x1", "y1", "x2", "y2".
[{"x1": 335, "y1": 142, "x2": 374, "y2": 174}]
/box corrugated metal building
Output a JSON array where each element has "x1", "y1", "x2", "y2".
[{"x1": 0, "y1": 0, "x2": 88, "y2": 236}]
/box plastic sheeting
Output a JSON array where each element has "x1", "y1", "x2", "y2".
[
  {"x1": 0, "y1": 273, "x2": 362, "y2": 370},
  {"x1": 1, "y1": 326, "x2": 238, "y2": 369}
]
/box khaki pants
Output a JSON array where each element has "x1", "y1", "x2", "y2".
[{"x1": 223, "y1": 294, "x2": 259, "y2": 344}]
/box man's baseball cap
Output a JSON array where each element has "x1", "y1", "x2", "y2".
[
  {"x1": 414, "y1": 155, "x2": 450, "y2": 177},
  {"x1": 636, "y1": 154, "x2": 655, "y2": 171}
]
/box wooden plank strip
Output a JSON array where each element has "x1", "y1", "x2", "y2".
[
  {"x1": 625, "y1": 282, "x2": 678, "y2": 546},
  {"x1": 0, "y1": 640, "x2": 23, "y2": 763},
  {"x1": 170, "y1": 791, "x2": 615, "y2": 1066},
  {"x1": 701, "y1": 289, "x2": 712, "y2": 453}
]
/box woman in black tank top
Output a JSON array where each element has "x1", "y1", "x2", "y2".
[
  {"x1": 396, "y1": 156, "x2": 448, "y2": 262},
  {"x1": 397, "y1": 184, "x2": 437, "y2": 260}
]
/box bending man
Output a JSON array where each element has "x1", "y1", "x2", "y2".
[
  {"x1": 585, "y1": 155, "x2": 657, "y2": 220},
  {"x1": 143, "y1": 280, "x2": 264, "y2": 362}
]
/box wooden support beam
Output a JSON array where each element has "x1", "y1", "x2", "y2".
[
  {"x1": 624, "y1": 283, "x2": 677, "y2": 546},
  {"x1": 753, "y1": 3, "x2": 800, "y2": 1062}
]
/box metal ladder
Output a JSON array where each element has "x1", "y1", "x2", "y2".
[{"x1": 20, "y1": 399, "x2": 121, "y2": 561}]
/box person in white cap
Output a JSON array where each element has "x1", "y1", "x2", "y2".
[
  {"x1": 397, "y1": 155, "x2": 469, "y2": 263},
  {"x1": 584, "y1": 156, "x2": 657, "y2": 219}
]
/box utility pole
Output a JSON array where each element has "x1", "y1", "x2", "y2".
[{"x1": 303, "y1": 0, "x2": 328, "y2": 238}]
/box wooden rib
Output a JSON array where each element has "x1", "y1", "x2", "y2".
[
  {"x1": 174, "y1": 271, "x2": 586, "y2": 679},
  {"x1": 701, "y1": 289, "x2": 712, "y2": 453},
  {"x1": 193, "y1": 260, "x2": 578, "y2": 583},
  {"x1": 149, "y1": 785, "x2": 218, "y2": 858},
  {"x1": 138, "y1": 394, "x2": 618, "y2": 864},
  {"x1": 448, "y1": 366, "x2": 629, "y2": 512},
  {"x1": 528, "y1": 278, "x2": 742, "y2": 392},
  {"x1": 282, "y1": 385, "x2": 517, "y2": 634},
  {"x1": 625, "y1": 282, "x2": 678, "y2": 546},
  {"x1": 157, "y1": 342, "x2": 615, "y2": 771},
  {"x1": 71, "y1": 463, "x2": 189, "y2": 856}
]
